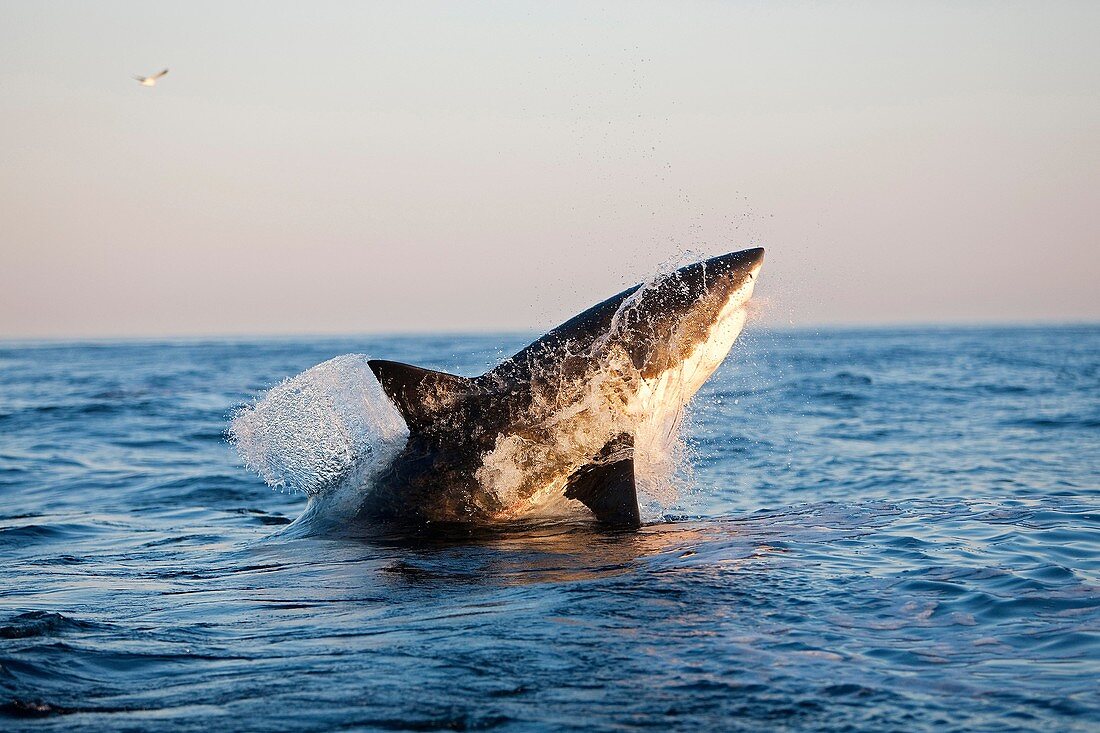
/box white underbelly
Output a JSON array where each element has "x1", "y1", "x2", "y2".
[{"x1": 633, "y1": 305, "x2": 748, "y2": 416}]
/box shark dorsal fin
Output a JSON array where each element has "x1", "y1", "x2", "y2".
[{"x1": 367, "y1": 360, "x2": 473, "y2": 433}]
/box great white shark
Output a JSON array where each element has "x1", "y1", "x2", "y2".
[{"x1": 363, "y1": 247, "x2": 765, "y2": 529}]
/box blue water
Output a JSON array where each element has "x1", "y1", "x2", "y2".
[{"x1": 1, "y1": 325, "x2": 1098, "y2": 731}]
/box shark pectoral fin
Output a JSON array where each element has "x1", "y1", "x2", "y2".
[
  {"x1": 367, "y1": 359, "x2": 473, "y2": 433},
  {"x1": 563, "y1": 434, "x2": 641, "y2": 529}
]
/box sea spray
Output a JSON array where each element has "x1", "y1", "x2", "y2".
[{"x1": 228, "y1": 355, "x2": 408, "y2": 510}]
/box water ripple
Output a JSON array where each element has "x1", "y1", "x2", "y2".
[{"x1": 0, "y1": 328, "x2": 1097, "y2": 731}]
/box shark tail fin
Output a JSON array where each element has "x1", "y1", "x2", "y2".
[
  {"x1": 564, "y1": 433, "x2": 641, "y2": 528},
  {"x1": 367, "y1": 360, "x2": 474, "y2": 433}
]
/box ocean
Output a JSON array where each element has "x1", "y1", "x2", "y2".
[{"x1": 1, "y1": 325, "x2": 1097, "y2": 731}]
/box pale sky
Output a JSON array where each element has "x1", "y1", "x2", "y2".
[{"x1": 1, "y1": 1, "x2": 1097, "y2": 338}]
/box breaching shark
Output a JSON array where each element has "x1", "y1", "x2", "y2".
[{"x1": 363, "y1": 247, "x2": 764, "y2": 529}]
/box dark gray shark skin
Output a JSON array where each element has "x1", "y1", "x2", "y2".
[{"x1": 363, "y1": 247, "x2": 764, "y2": 529}]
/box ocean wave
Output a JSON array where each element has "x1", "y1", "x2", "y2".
[{"x1": 0, "y1": 612, "x2": 92, "y2": 640}]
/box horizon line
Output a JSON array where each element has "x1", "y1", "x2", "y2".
[{"x1": 2, "y1": 319, "x2": 1097, "y2": 346}]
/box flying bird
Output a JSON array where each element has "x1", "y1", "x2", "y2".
[{"x1": 133, "y1": 68, "x2": 169, "y2": 87}]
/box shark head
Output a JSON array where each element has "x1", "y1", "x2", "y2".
[
  {"x1": 366, "y1": 248, "x2": 765, "y2": 527},
  {"x1": 605, "y1": 247, "x2": 765, "y2": 388}
]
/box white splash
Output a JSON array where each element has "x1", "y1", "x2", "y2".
[{"x1": 228, "y1": 354, "x2": 408, "y2": 505}]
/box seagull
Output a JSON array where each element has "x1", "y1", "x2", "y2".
[{"x1": 133, "y1": 68, "x2": 169, "y2": 87}]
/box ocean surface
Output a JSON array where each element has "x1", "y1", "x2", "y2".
[{"x1": 1, "y1": 325, "x2": 1098, "y2": 732}]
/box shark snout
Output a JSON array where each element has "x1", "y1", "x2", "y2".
[
  {"x1": 692, "y1": 247, "x2": 765, "y2": 296},
  {"x1": 716, "y1": 247, "x2": 764, "y2": 276},
  {"x1": 746, "y1": 246, "x2": 765, "y2": 272}
]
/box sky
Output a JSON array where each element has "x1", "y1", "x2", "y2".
[{"x1": 1, "y1": 1, "x2": 1097, "y2": 338}]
